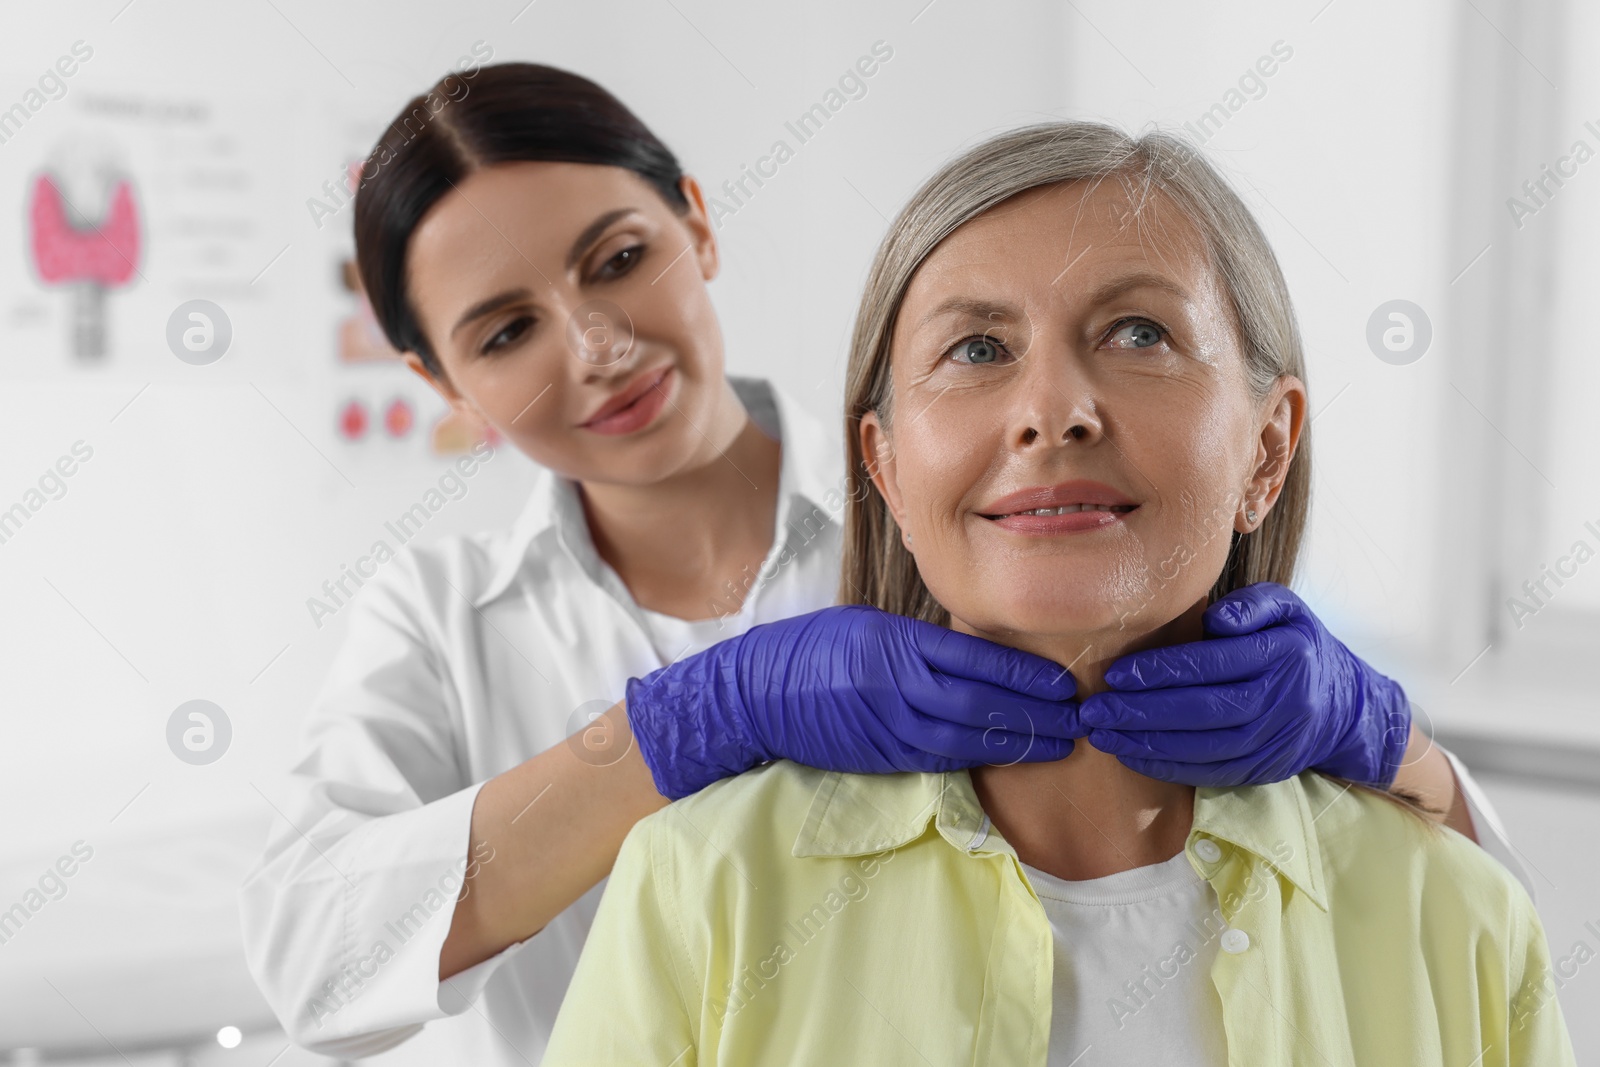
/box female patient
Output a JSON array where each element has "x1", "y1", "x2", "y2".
[{"x1": 543, "y1": 122, "x2": 1575, "y2": 1066}]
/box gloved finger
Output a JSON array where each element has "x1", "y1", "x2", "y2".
[
  {"x1": 1085, "y1": 715, "x2": 1285, "y2": 764},
  {"x1": 1080, "y1": 684, "x2": 1265, "y2": 731},
  {"x1": 1103, "y1": 628, "x2": 1294, "y2": 691},
  {"x1": 910, "y1": 620, "x2": 1076, "y2": 700},
  {"x1": 1202, "y1": 581, "x2": 1306, "y2": 637},
  {"x1": 905, "y1": 680, "x2": 1085, "y2": 739},
  {"x1": 1099, "y1": 729, "x2": 1311, "y2": 787},
  {"x1": 896, "y1": 717, "x2": 1076, "y2": 765}
]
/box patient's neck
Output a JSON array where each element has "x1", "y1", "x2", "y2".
[{"x1": 965, "y1": 599, "x2": 1207, "y2": 883}]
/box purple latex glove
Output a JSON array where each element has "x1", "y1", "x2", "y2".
[
  {"x1": 626, "y1": 604, "x2": 1083, "y2": 800},
  {"x1": 1079, "y1": 583, "x2": 1411, "y2": 789}
]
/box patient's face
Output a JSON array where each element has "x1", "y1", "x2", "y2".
[{"x1": 863, "y1": 179, "x2": 1290, "y2": 650}]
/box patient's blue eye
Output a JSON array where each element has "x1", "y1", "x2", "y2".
[
  {"x1": 1109, "y1": 319, "x2": 1165, "y2": 349},
  {"x1": 951, "y1": 336, "x2": 1006, "y2": 364}
]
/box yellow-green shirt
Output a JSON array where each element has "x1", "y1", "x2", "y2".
[{"x1": 545, "y1": 762, "x2": 1575, "y2": 1066}]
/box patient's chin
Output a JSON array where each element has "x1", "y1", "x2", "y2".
[
  {"x1": 948, "y1": 598, "x2": 1131, "y2": 648},
  {"x1": 940, "y1": 576, "x2": 1204, "y2": 661}
]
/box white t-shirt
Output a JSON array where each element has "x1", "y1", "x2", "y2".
[
  {"x1": 1020, "y1": 849, "x2": 1230, "y2": 1066},
  {"x1": 635, "y1": 603, "x2": 751, "y2": 664}
]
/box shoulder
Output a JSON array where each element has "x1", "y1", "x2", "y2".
[
  {"x1": 347, "y1": 452, "x2": 556, "y2": 622},
  {"x1": 390, "y1": 528, "x2": 507, "y2": 600},
  {"x1": 325, "y1": 529, "x2": 503, "y2": 631},
  {"x1": 1289, "y1": 776, "x2": 1575, "y2": 1061},
  {"x1": 627, "y1": 761, "x2": 834, "y2": 873},
  {"x1": 1302, "y1": 773, "x2": 1537, "y2": 938},
  {"x1": 643, "y1": 759, "x2": 831, "y2": 839},
  {"x1": 350, "y1": 458, "x2": 557, "y2": 627}
]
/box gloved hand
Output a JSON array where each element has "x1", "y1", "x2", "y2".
[
  {"x1": 626, "y1": 604, "x2": 1084, "y2": 800},
  {"x1": 1078, "y1": 583, "x2": 1411, "y2": 789}
]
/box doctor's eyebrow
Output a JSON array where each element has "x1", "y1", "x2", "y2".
[
  {"x1": 452, "y1": 289, "x2": 534, "y2": 339},
  {"x1": 449, "y1": 209, "x2": 650, "y2": 339},
  {"x1": 565, "y1": 207, "x2": 643, "y2": 271}
]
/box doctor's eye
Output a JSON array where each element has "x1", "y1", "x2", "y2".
[
  {"x1": 594, "y1": 244, "x2": 646, "y2": 282},
  {"x1": 1105, "y1": 318, "x2": 1168, "y2": 351},
  {"x1": 481, "y1": 315, "x2": 534, "y2": 356},
  {"x1": 947, "y1": 335, "x2": 1013, "y2": 365}
]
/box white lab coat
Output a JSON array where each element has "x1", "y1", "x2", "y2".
[
  {"x1": 238, "y1": 378, "x2": 846, "y2": 1065},
  {"x1": 237, "y1": 376, "x2": 1530, "y2": 1067}
]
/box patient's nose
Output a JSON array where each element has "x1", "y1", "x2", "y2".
[{"x1": 1012, "y1": 349, "x2": 1103, "y2": 447}]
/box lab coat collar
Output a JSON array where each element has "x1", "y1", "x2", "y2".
[
  {"x1": 473, "y1": 376, "x2": 843, "y2": 609},
  {"x1": 791, "y1": 766, "x2": 1330, "y2": 912}
]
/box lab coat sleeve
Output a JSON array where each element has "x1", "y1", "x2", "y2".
[
  {"x1": 1436, "y1": 742, "x2": 1536, "y2": 904},
  {"x1": 237, "y1": 547, "x2": 524, "y2": 1057},
  {"x1": 543, "y1": 812, "x2": 699, "y2": 1066}
]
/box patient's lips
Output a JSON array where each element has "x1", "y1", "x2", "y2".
[{"x1": 980, "y1": 479, "x2": 1138, "y2": 535}]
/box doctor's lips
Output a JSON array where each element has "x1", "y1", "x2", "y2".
[
  {"x1": 980, "y1": 480, "x2": 1139, "y2": 534},
  {"x1": 578, "y1": 364, "x2": 673, "y2": 435}
]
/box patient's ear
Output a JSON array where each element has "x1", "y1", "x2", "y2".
[
  {"x1": 858, "y1": 411, "x2": 910, "y2": 542},
  {"x1": 1236, "y1": 374, "x2": 1306, "y2": 533}
]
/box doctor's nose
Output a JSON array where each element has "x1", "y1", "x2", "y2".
[{"x1": 567, "y1": 298, "x2": 638, "y2": 377}]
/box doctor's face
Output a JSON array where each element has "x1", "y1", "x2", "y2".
[
  {"x1": 404, "y1": 161, "x2": 729, "y2": 486},
  {"x1": 861, "y1": 179, "x2": 1304, "y2": 656}
]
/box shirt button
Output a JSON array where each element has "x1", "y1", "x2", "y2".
[
  {"x1": 1220, "y1": 928, "x2": 1251, "y2": 954},
  {"x1": 1193, "y1": 838, "x2": 1223, "y2": 863}
]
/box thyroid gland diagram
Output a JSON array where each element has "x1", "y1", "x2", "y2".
[{"x1": 29, "y1": 171, "x2": 142, "y2": 360}]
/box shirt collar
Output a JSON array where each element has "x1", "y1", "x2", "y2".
[
  {"x1": 791, "y1": 767, "x2": 1329, "y2": 912},
  {"x1": 473, "y1": 376, "x2": 843, "y2": 610}
]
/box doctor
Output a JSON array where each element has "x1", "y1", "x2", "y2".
[{"x1": 239, "y1": 62, "x2": 1529, "y2": 1065}]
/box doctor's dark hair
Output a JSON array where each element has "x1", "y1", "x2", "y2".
[
  {"x1": 838, "y1": 121, "x2": 1440, "y2": 822},
  {"x1": 352, "y1": 62, "x2": 690, "y2": 375}
]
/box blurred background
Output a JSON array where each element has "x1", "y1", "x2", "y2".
[{"x1": 1, "y1": 0, "x2": 1596, "y2": 1062}]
